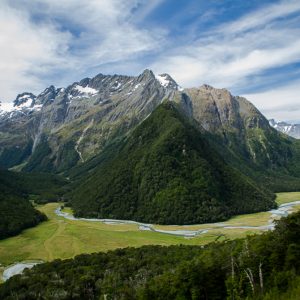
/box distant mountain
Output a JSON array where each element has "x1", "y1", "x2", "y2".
[
  {"x1": 269, "y1": 119, "x2": 300, "y2": 139},
  {"x1": 70, "y1": 102, "x2": 275, "y2": 224}
]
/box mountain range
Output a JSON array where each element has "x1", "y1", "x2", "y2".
[
  {"x1": 1, "y1": 69, "x2": 300, "y2": 225},
  {"x1": 269, "y1": 119, "x2": 300, "y2": 139}
]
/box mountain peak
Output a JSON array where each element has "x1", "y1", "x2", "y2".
[
  {"x1": 13, "y1": 92, "x2": 36, "y2": 108},
  {"x1": 199, "y1": 84, "x2": 214, "y2": 90},
  {"x1": 137, "y1": 69, "x2": 156, "y2": 82},
  {"x1": 155, "y1": 73, "x2": 183, "y2": 91},
  {"x1": 142, "y1": 68, "x2": 155, "y2": 76},
  {"x1": 269, "y1": 119, "x2": 300, "y2": 139}
]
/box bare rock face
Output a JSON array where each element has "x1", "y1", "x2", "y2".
[
  {"x1": 185, "y1": 85, "x2": 269, "y2": 133},
  {"x1": 0, "y1": 70, "x2": 291, "y2": 173},
  {"x1": 184, "y1": 85, "x2": 291, "y2": 169},
  {"x1": 0, "y1": 70, "x2": 191, "y2": 171},
  {"x1": 269, "y1": 119, "x2": 300, "y2": 139},
  {"x1": 185, "y1": 85, "x2": 241, "y2": 132}
]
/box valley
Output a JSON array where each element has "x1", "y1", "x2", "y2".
[
  {"x1": 1, "y1": 0, "x2": 300, "y2": 297},
  {"x1": 1, "y1": 1, "x2": 300, "y2": 297},
  {"x1": 1, "y1": 192, "x2": 299, "y2": 282}
]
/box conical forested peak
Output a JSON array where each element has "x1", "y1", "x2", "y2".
[{"x1": 70, "y1": 103, "x2": 275, "y2": 224}]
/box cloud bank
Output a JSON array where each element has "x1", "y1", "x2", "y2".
[{"x1": 0, "y1": 0, "x2": 165, "y2": 100}]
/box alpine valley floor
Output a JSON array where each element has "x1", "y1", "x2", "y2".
[{"x1": 1, "y1": 192, "x2": 300, "y2": 282}]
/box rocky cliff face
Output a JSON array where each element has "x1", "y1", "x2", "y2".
[
  {"x1": 0, "y1": 70, "x2": 189, "y2": 171},
  {"x1": 184, "y1": 85, "x2": 292, "y2": 170},
  {"x1": 269, "y1": 119, "x2": 300, "y2": 139}
]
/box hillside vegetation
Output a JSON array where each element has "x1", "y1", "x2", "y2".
[
  {"x1": 70, "y1": 102, "x2": 275, "y2": 224},
  {"x1": 0, "y1": 170, "x2": 47, "y2": 239}
]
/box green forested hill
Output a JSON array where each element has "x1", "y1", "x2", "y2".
[
  {"x1": 2, "y1": 209, "x2": 300, "y2": 299},
  {"x1": 70, "y1": 102, "x2": 275, "y2": 224},
  {"x1": 0, "y1": 170, "x2": 47, "y2": 239}
]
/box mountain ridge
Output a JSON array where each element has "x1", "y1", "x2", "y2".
[
  {"x1": 269, "y1": 119, "x2": 300, "y2": 139},
  {"x1": 1, "y1": 69, "x2": 300, "y2": 193},
  {"x1": 0, "y1": 69, "x2": 187, "y2": 172}
]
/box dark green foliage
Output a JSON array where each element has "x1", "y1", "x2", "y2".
[
  {"x1": 2, "y1": 210, "x2": 300, "y2": 299},
  {"x1": 0, "y1": 170, "x2": 47, "y2": 239},
  {"x1": 0, "y1": 169, "x2": 68, "y2": 204},
  {"x1": 21, "y1": 137, "x2": 82, "y2": 174},
  {"x1": 0, "y1": 140, "x2": 33, "y2": 168},
  {"x1": 205, "y1": 123, "x2": 300, "y2": 192},
  {"x1": 55, "y1": 140, "x2": 80, "y2": 173},
  {"x1": 70, "y1": 102, "x2": 275, "y2": 224},
  {"x1": 23, "y1": 135, "x2": 54, "y2": 172},
  {"x1": 0, "y1": 195, "x2": 46, "y2": 240}
]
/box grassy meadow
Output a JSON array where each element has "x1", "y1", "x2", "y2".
[{"x1": 0, "y1": 191, "x2": 299, "y2": 272}]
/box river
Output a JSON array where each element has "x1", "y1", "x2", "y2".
[
  {"x1": 55, "y1": 200, "x2": 300, "y2": 238},
  {"x1": 2, "y1": 261, "x2": 42, "y2": 282}
]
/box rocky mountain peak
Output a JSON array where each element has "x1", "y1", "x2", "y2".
[
  {"x1": 155, "y1": 73, "x2": 183, "y2": 91},
  {"x1": 136, "y1": 69, "x2": 156, "y2": 83},
  {"x1": 13, "y1": 93, "x2": 36, "y2": 108},
  {"x1": 199, "y1": 84, "x2": 214, "y2": 90},
  {"x1": 41, "y1": 85, "x2": 56, "y2": 94},
  {"x1": 184, "y1": 84, "x2": 271, "y2": 135},
  {"x1": 0, "y1": 69, "x2": 284, "y2": 173}
]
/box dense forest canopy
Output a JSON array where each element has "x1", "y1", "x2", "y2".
[
  {"x1": 0, "y1": 170, "x2": 66, "y2": 239},
  {"x1": 70, "y1": 102, "x2": 275, "y2": 224}
]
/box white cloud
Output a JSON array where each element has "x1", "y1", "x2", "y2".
[
  {"x1": 149, "y1": 0, "x2": 300, "y2": 120},
  {"x1": 243, "y1": 80, "x2": 300, "y2": 122},
  {"x1": 0, "y1": 0, "x2": 166, "y2": 101},
  {"x1": 219, "y1": 0, "x2": 300, "y2": 34},
  {"x1": 152, "y1": 0, "x2": 300, "y2": 87},
  {"x1": 0, "y1": 1, "x2": 71, "y2": 100}
]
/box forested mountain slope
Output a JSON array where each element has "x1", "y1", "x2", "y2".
[
  {"x1": 0, "y1": 170, "x2": 47, "y2": 239},
  {"x1": 70, "y1": 102, "x2": 275, "y2": 224}
]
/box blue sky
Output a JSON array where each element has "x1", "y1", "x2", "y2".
[{"x1": 0, "y1": 0, "x2": 300, "y2": 121}]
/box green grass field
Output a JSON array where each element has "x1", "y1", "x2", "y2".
[
  {"x1": 276, "y1": 191, "x2": 300, "y2": 205},
  {"x1": 0, "y1": 192, "x2": 299, "y2": 272}
]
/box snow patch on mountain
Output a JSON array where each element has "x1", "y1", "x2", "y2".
[
  {"x1": 74, "y1": 85, "x2": 98, "y2": 96},
  {"x1": 0, "y1": 93, "x2": 42, "y2": 117},
  {"x1": 133, "y1": 83, "x2": 142, "y2": 90},
  {"x1": 269, "y1": 119, "x2": 300, "y2": 139},
  {"x1": 0, "y1": 102, "x2": 14, "y2": 115},
  {"x1": 155, "y1": 73, "x2": 183, "y2": 91}
]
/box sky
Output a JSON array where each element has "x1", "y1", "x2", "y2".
[{"x1": 0, "y1": 0, "x2": 300, "y2": 122}]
